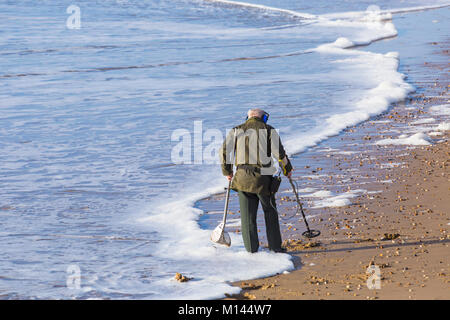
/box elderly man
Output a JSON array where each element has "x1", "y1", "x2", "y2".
[{"x1": 220, "y1": 108, "x2": 293, "y2": 253}]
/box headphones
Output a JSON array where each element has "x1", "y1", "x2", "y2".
[{"x1": 246, "y1": 111, "x2": 270, "y2": 123}]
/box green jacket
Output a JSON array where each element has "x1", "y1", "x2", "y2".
[{"x1": 220, "y1": 117, "x2": 292, "y2": 195}]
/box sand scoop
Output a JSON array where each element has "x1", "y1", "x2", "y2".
[{"x1": 210, "y1": 180, "x2": 232, "y2": 247}]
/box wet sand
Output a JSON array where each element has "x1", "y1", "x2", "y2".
[{"x1": 226, "y1": 42, "x2": 449, "y2": 300}]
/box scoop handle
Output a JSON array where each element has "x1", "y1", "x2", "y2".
[{"x1": 222, "y1": 180, "x2": 232, "y2": 226}]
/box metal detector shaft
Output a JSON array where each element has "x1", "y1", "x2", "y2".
[{"x1": 288, "y1": 177, "x2": 312, "y2": 233}]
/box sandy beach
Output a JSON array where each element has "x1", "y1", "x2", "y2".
[{"x1": 226, "y1": 41, "x2": 449, "y2": 300}]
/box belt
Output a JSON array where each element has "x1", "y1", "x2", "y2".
[{"x1": 237, "y1": 164, "x2": 261, "y2": 173}]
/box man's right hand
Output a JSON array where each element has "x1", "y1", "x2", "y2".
[
  {"x1": 286, "y1": 170, "x2": 293, "y2": 179},
  {"x1": 226, "y1": 173, "x2": 233, "y2": 181},
  {"x1": 279, "y1": 156, "x2": 293, "y2": 177}
]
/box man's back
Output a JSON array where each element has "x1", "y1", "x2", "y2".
[{"x1": 220, "y1": 116, "x2": 290, "y2": 195}]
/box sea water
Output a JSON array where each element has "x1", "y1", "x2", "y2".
[{"x1": 0, "y1": 0, "x2": 448, "y2": 299}]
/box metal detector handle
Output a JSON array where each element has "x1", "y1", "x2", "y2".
[
  {"x1": 222, "y1": 180, "x2": 232, "y2": 226},
  {"x1": 288, "y1": 177, "x2": 311, "y2": 232}
]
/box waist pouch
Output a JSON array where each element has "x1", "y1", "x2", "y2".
[{"x1": 270, "y1": 175, "x2": 282, "y2": 195}]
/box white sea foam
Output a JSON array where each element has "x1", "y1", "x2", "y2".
[
  {"x1": 297, "y1": 187, "x2": 318, "y2": 193},
  {"x1": 281, "y1": 8, "x2": 414, "y2": 155},
  {"x1": 371, "y1": 120, "x2": 391, "y2": 123},
  {"x1": 375, "y1": 118, "x2": 448, "y2": 146},
  {"x1": 202, "y1": 0, "x2": 320, "y2": 20},
  {"x1": 376, "y1": 132, "x2": 433, "y2": 145},
  {"x1": 135, "y1": 172, "x2": 294, "y2": 299},
  {"x1": 282, "y1": 187, "x2": 317, "y2": 194},
  {"x1": 429, "y1": 104, "x2": 450, "y2": 115},
  {"x1": 435, "y1": 122, "x2": 450, "y2": 131},
  {"x1": 411, "y1": 118, "x2": 436, "y2": 124},
  {"x1": 226, "y1": 218, "x2": 241, "y2": 227},
  {"x1": 308, "y1": 190, "x2": 334, "y2": 198},
  {"x1": 312, "y1": 189, "x2": 366, "y2": 208},
  {"x1": 322, "y1": 3, "x2": 450, "y2": 20}
]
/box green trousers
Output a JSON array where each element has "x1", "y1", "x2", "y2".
[{"x1": 238, "y1": 191, "x2": 282, "y2": 253}]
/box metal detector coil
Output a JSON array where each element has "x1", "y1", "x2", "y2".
[{"x1": 302, "y1": 229, "x2": 321, "y2": 239}]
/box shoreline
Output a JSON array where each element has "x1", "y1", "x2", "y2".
[{"x1": 224, "y1": 38, "x2": 449, "y2": 300}]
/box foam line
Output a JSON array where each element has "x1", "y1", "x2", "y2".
[
  {"x1": 203, "y1": 0, "x2": 450, "y2": 23},
  {"x1": 322, "y1": 3, "x2": 450, "y2": 20},
  {"x1": 385, "y1": 3, "x2": 450, "y2": 14},
  {"x1": 202, "y1": 0, "x2": 320, "y2": 20}
]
